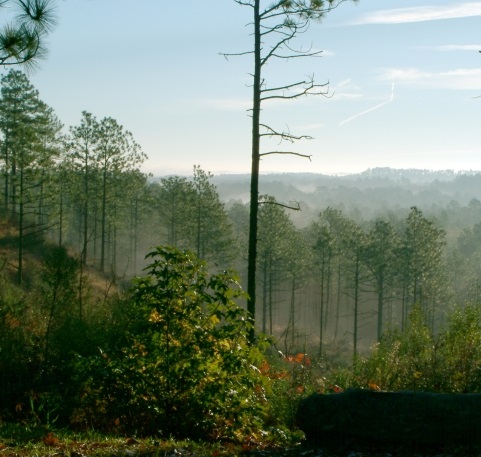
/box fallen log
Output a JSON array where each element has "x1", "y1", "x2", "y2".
[{"x1": 297, "y1": 388, "x2": 481, "y2": 446}]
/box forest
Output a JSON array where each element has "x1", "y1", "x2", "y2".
[
  {"x1": 3, "y1": 0, "x2": 481, "y2": 454},
  {"x1": 3, "y1": 68, "x2": 481, "y2": 447}
]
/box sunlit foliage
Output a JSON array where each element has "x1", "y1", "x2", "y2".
[{"x1": 73, "y1": 247, "x2": 270, "y2": 440}]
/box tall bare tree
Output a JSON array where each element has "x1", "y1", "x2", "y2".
[{"x1": 227, "y1": 0, "x2": 357, "y2": 342}]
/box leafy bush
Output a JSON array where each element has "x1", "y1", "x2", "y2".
[
  {"x1": 353, "y1": 305, "x2": 435, "y2": 391},
  {"x1": 263, "y1": 354, "x2": 318, "y2": 429},
  {"x1": 73, "y1": 246, "x2": 269, "y2": 440},
  {"x1": 342, "y1": 304, "x2": 481, "y2": 393},
  {"x1": 0, "y1": 276, "x2": 38, "y2": 418},
  {"x1": 435, "y1": 304, "x2": 481, "y2": 392}
]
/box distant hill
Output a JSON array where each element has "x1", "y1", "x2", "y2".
[
  {"x1": 151, "y1": 168, "x2": 481, "y2": 225},
  {"x1": 352, "y1": 167, "x2": 469, "y2": 183},
  {"x1": 212, "y1": 168, "x2": 479, "y2": 190},
  {"x1": 208, "y1": 168, "x2": 481, "y2": 223}
]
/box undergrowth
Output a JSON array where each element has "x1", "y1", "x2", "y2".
[{"x1": 4, "y1": 241, "x2": 481, "y2": 449}]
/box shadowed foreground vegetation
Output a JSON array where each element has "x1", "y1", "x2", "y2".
[{"x1": 3, "y1": 227, "x2": 481, "y2": 455}]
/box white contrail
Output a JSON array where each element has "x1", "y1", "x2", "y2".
[{"x1": 339, "y1": 83, "x2": 395, "y2": 127}]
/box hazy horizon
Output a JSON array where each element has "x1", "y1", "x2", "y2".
[{"x1": 145, "y1": 165, "x2": 481, "y2": 178}]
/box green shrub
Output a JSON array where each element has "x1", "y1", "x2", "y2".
[
  {"x1": 264, "y1": 354, "x2": 319, "y2": 430},
  {"x1": 0, "y1": 271, "x2": 40, "y2": 419},
  {"x1": 347, "y1": 304, "x2": 481, "y2": 393},
  {"x1": 435, "y1": 304, "x2": 481, "y2": 392},
  {"x1": 352, "y1": 305, "x2": 435, "y2": 391},
  {"x1": 73, "y1": 246, "x2": 269, "y2": 440}
]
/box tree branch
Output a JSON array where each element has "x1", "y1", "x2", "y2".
[
  {"x1": 259, "y1": 22, "x2": 289, "y2": 37},
  {"x1": 261, "y1": 76, "x2": 330, "y2": 101},
  {"x1": 233, "y1": 0, "x2": 254, "y2": 6},
  {"x1": 261, "y1": 78, "x2": 318, "y2": 93},
  {"x1": 262, "y1": 0, "x2": 355, "y2": 21},
  {"x1": 270, "y1": 40, "x2": 324, "y2": 59},
  {"x1": 259, "y1": 0, "x2": 291, "y2": 18},
  {"x1": 259, "y1": 197, "x2": 301, "y2": 211},
  {"x1": 260, "y1": 151, "x2": 312, "y2": 160},
  {"x1": 259, "y1": 124, "x2": 313, "y2": 143},
  {"x1": 260, "y1": 25, "x2": 297, "y2": 65},
  {"x1": 219, "y1": 49, "x2": 255, "y2": 60},
  {"x1": 269, "y1": 49, "x2": 323, "y2": 59}
]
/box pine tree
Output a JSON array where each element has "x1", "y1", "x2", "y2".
[
  {"x1": 0, "y1": 0, "x2": 56, "y2": 67},
  {"x1": 95, "y1": 116, "x2": 147, "y2": 272},
  {"x1": 363, "y1": 219, "x2": 400, "y2": 341},
  {"x1": 189, "y1": 166, "x2": 236, "y2": 266},
  {"x1": 155, "y1": 167, "x2": 236, "y2": 268},
  {"x1": 67, "y1": 111, "x2": 100, "y2": 266},
  {"x1": 0, "y1": 69, "x2": 41, "y2": 217},
  {"x1": 228, "y1": 0, "x2": 358, "y2": 342},
  {"x1": 0, "y1": 69, "x2": 60, "y2": 283},
  {"x1": 400, "y1": 207, "x2": 450, "y2": 330},
  {"x1": 257, "y1": 195, "x2": 296, "y2": 334},
  {"x1": 155, "y1": 175, "x2": 195, "y2": 249}
]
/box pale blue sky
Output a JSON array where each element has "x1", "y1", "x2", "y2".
[{"x1": 25, "y1": 0, "x2": 481, "y2": 175}]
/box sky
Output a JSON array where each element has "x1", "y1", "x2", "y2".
[{"x1": 21, "y1": 0, "x2": 481, "y2": 176}]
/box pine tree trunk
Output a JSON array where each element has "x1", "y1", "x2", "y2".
[
  {"x1": 246, "y1": 0, "x2": 261, "y2": 344},
  {"x1": 100, "y1": 167, "x2": 107, "y2": 271},
  {"x1": 17, "y1": 165, "x2": 23, "y2": 285},
  {"x1": 353, "y1": 255, "x2": 360, "y2": 359}
]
